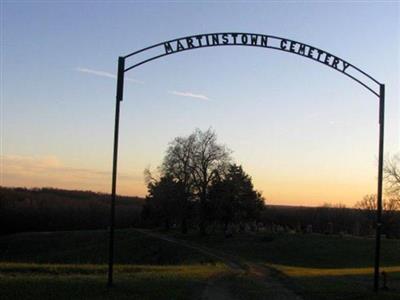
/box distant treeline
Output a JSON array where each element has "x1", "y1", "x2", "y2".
[
  {"x1": 141, "y1": 202, "x2": 400, "y2": 239},
  {"x1": 260, "y1": 204, "x2": 400, "y2": 239},
  {"x1": 2, "y1": 186, "x2": 399, "y2": 239},
  {"x1": 0, "y1": 187, "x2": 144, "y2": 235}
]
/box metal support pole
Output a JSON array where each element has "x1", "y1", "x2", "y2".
[
  {"x1": 374, "y1": 84, "x2": 385, "y2": 292},
  {"x1": 108, "y1": 57, "x2": 125, "y2": 287}
]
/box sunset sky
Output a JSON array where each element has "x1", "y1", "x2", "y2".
[{"x1": 1, "y1": 1, "x2": 399, "y2": 206}]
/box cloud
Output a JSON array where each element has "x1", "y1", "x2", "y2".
[
  {"x1": 76, "y1": 67, "x2": 144, "y2": 84},
  {"x1": 1, "y1": 155, "x2": 144, "y2": 195},
  {"x1": 76, "y1": 68, "x2": 211, "y2": 103},
  {"x1": 168, "y1": 90, "x2": 210, "y2": 101}
]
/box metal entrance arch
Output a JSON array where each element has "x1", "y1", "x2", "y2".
[{"x1": 108, "y1": 32, "x2": 385, "y2": 291}]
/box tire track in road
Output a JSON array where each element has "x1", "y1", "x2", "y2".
[{"x1": 133, "y1": 229, "x2": 303, "y2": 300}]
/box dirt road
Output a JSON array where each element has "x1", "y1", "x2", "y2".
[{"x1": 134, "y1": 229, "x2": 303, "y2": 300}]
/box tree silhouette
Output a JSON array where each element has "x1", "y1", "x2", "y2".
[
  {"x1": 142, "y1": 174, "x2": 185, "y2": 230},
  {"x1": 187, "y1": 129, "x2": 231, "y2": 235},
  {"x1": 142, "y1": 129, "x2": 267, "y2": 235},
  {"x1": 209, "y1": 164, "x2": 265, "y2": 235},
  {"x1": 162, "y1": 133, "x2": 197, "y2": 233},
  {"x1": 384, "y1": 153, "x2": 400, "y2": 201}
]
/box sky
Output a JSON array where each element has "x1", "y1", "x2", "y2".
[{"x1": 1, "y1": 1, "x2": 399, "y2": 206}]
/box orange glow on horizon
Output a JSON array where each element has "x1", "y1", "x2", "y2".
[{"x1": 2, "y1": 154, "x2": 375, "y2": 207}]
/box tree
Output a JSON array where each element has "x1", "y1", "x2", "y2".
[
  {"x1": 209, "y1": 164, "x2": 265, "y2": 234},
  {"x1": 356, "y1": 153, "x2": 400, "y2": 214},
  {"x1": 187, "y1": 129, "x2": 231, "y2": 235},
  {"x1": 143, "y1": 129, "x2": 268, "y2": 236},
  {"x1": 147, "y1": 128, "x2": 232, "y2": 235},
  {"x1": 354, "y1": 194, "x2": 377, "y2": 212},
  {"x1": 355, "y1": 194, "x2": 400, "y2": 212},
  {"x1": 162, "y1": 133, "x2": 196, "y2": 233},
  {"x1": 384, "y1": 154, "x2": 400, "y2": 199},
  {"x1": 355, "y1": 194, "x2": 400, "y2": 238},
  {"x1": 142, "y1": 175, "x2": 184, "y2": 230}
]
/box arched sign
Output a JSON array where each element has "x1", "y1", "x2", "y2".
[
  {"x1": 108, "y1": 33, "x2": 385, "y2": 292},
  {"x1": 122, "y1": 32, "x2": 381, "y2": 96}
]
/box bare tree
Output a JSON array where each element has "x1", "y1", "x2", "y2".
[
  {"x1": 144, "y1": 167, "x2": 157, "y2": 185},
  {"x1": 355, "y1": 194, "x2": 377, "y2": 211},
  {"x1": 162, "y1": 133, "x2": 197, "y2": 233},
  {"x1": 356, "y1": 154, "x2": 400, "y2": 213},
  {"x1": 355, "y1": 193, "x2": 400, "y2": 237},
  {"x1": 161, "y1": 128, "x2": 231, "y2": 235},
  {"x1": 355, "y1": 194, "x2": 400, "y2": 212},
  {"x1": 189, "y1": 129, "x2": 231, "y2": 235},
  {"x1": 384, "y1": 153, "x2": 400, "y2": 199}
]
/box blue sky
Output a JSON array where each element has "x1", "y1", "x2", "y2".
[{"x1": 1, "y1": 1, "x2": 399, "y2": 206}]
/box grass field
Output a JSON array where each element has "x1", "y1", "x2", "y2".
[
  {"x1": 0, "y1": 229, "x2": 217, "y2": 265},
  {"x1": 173, "y1": 231, "x2": 400, "y2": 299},
  {"x1": 0, "y1": 229, "x2": 399, "y2": 299},
  {"x1": 0, "y1": 263, "x2": 230, "y2": 300},
  {"x1": 174, "y1": 231, "x2": 400, "y2": 267},
  {"x1": 0, "y1": 230, "x2": 228, "y2": 299}
]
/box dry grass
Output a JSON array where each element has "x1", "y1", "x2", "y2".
[{"x1": 270, "y1": 264, "x2": 400, "y2": 277}]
